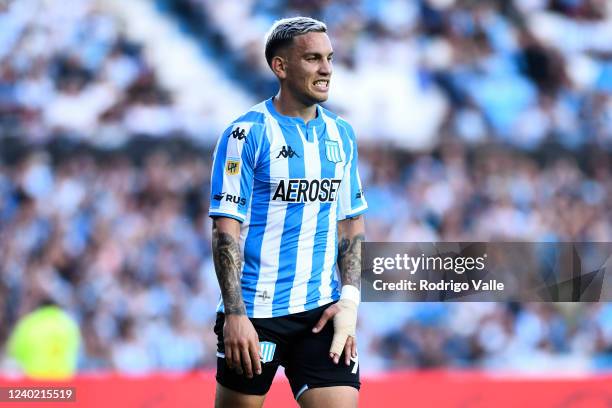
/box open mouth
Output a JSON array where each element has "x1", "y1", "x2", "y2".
[{"x1": 313, "y1": 80, "x2": 329, "y2": 91}]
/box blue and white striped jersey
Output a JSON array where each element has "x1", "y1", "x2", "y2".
[{"x1": 209, "y1": 98, "x2": 367, "y2": 318}]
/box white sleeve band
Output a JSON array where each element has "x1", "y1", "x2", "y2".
[{"x1": 340, "y1": 285, "x2": 360, "y2": 306}]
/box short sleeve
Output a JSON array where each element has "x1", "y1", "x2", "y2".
[
  {"x1": 337, "y1": 123, "x2": 368, "y2": 221},
  {"x1": 209, "y1": 122, "x2": 260, "y2": 222}
]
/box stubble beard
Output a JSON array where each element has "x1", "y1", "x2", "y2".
[{"x1": 286, "y1": 79, "x2": 329, "y2": 108}]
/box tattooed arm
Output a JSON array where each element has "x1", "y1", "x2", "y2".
[
  {"x1": 212, "y1": 218, "x2": 246, "y2": 315},
  {"x1": 312, "y1": 215, "x2": 365, "y2": 365},
  {"x1": 212, "y1": 217, "x2": 261, "y2": 378},
  {"x1": 337, "y1": 215, "x2": 365, "y2": 289}
]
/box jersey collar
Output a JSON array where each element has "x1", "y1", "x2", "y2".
[{"x1": 265, "y1": 97, "x2": 325, "y2": 128}]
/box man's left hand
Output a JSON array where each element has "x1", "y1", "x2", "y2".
[{"x1": 312, "y1": 300, "x2": 358, "y2": 365}]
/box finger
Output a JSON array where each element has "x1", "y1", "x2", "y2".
[
  {"x1": 312, "y1": 310, "x2": 333, "y2": 333},
  {"x1": 330, "y1": 332, "x2": 349, "y2": 363},
  {"x1": 351, "y1": 336, "x2": 357, "y2": 358},
  {"x1": 344, "y1": 337, "x2": 352, "y2": 366},
  {"x1": 249, "y1": 341, "x2": 262, "y2": 376},
  {"x1": 224, "y1": 344, "x2": 233, "y2": 370},
  {"x1": 233, "y1": 346, "x2": 243, "y2": 375},
  {"x1": 241, "y1": 347, "x2": 253, "y2": 378}
]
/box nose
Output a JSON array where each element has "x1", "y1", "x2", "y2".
[{"x1": 319, "y1": 59, "x2": 332, "y2": 76}]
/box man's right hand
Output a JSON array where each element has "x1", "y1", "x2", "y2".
[{"x1": 223, "y1": 314, "x2": 262, "y2": 379}]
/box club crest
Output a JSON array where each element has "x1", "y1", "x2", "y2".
[
  {"x1": 325, "y1": 140, "x2": 342, "y2": 163},
  {"x1": 260, "y1": 341, "x2": 276, "y2": 363}
]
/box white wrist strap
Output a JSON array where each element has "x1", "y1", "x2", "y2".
[{"x1": 340, "y1": 285, "x2": 360, "y2": 306}]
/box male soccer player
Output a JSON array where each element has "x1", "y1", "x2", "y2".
[{"x1": 209, "y1": 16, "x2": 367, "y2": 408}]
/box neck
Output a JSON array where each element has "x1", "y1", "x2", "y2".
[{"x1": 273, "y1": 90, "x2": 318, "y2": 123}]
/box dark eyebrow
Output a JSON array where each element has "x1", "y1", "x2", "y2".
[{"x1": 304, "y1": 52, "x2": 334, "y2": 58}]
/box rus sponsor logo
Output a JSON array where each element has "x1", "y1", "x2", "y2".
[
  {"x1": 272, "y1": 178, "x2": 341, "y2": 203},
  {"x1": 213, "y1": 192, "x2": 246, "y2": 206}
]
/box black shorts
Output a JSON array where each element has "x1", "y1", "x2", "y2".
[{"x1": 214, "y1": 302, "x2": 360, "y2": 399}]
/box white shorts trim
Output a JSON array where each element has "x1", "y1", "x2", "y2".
[{"x1": 295, "y1": 384, "x2": 309, "y2": 400}]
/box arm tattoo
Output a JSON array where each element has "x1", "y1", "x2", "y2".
[
  {"x1": 338, "y1": 232, "x2": 365, "y2": 290},
  {"x1": 212, "y1": 228, "x2": 246, "y2": 315}
]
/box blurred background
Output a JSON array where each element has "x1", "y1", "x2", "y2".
[{"x1": 0, "y1": 0, "x2": 611, "y2": 384}]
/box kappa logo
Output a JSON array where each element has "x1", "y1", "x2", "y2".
[
  {"x1": 260, "y1": 341, "x2": 276, "y2": 364},
  {"x1": 225, "y1": 158, "x2": 240, "y2": 175},
  {"x1": 276, "y1": 145, "x2": 300, "y2": 159},
  {"x1": 229, "y1": 127, "x2": 247, "y2": 141}
]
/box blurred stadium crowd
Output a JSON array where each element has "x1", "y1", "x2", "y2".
[
  {"x1": 175, "y1": 0, "x2": 612, "y2": 149},
  {"x1": 0, "y1": 0, "x2": 611, "y2": 375}
]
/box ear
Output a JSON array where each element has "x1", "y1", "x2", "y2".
[{"x1": 270, "y1": 56, "x2": 287, "y2": 80}]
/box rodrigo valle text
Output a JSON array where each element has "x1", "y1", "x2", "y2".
[{"x1": 373, "y1": 279, "x2": 505, "y2": 293}]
